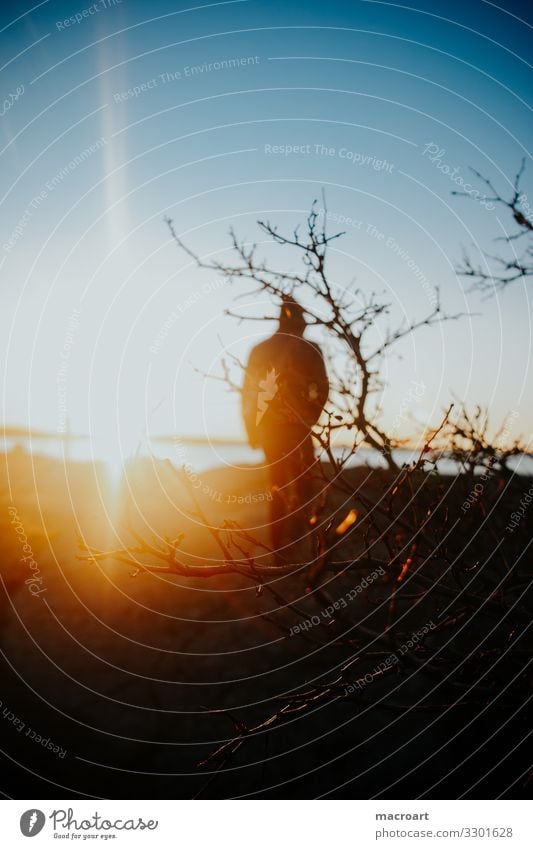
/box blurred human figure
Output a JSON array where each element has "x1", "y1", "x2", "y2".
[{"x1": 242, "y1": 295, "x2": 329, "y2": 552}]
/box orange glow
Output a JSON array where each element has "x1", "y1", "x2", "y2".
[
  {"x1": 397, "y1": 558, "x2": 412, "y2": 582},
  {"x1": 335, "y1": 508, "x2": 358, "y2": 535}
]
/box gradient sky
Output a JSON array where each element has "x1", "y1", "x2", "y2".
[{"x1": 0, "y1": 0, "x2": 531, "y2": 462}]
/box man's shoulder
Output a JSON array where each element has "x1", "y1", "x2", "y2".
[
  {"x1": 303, "y1": 338, "x2": 324, "y2": 356},
  {"x1": 248, "y1": 334, "x2": 283, "y2": 359},
  {"x1": 248, "y1": 333, "x2": 325, "y2": 363}
]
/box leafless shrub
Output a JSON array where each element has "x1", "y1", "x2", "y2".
[
  {"x1": 165, "y1": 199, "x2": 466, "y2": 471},
  {"x1": 80, "y1": 202, "x2": 531, "y2": 779},
  {"x1": 455, "y1": 159, "x2": 533, "y2": 294}
]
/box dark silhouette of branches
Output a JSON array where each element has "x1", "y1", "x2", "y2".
[
  {"x1": 455, "y1": 159, "x2": 533, "y2": 294},
  {"x1": 165, "y1": 201, "x2": 466, "y2": 470},
  {"x1": 81, "y1": 402, "x2": 531, "y2": 778},
  {"x1": 80, "y1": 201, "x2": 531, "y2": 783},
  {"x1": 433, "y1": 404, "x2": 528, "y2": 475}
]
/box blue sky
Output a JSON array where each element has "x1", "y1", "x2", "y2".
[{"x1": 0, "y1": 0, "x2": 531, "y2": 458}]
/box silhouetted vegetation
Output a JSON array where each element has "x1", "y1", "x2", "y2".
[{"x1": 76, "y1": 201, "x2": 532, "y2": 789}]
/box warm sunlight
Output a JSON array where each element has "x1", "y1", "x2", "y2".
[
  {"x1": 93, "y1": 423, "x2": 143, "y2": 495},
  {"x1": 1, "y1": 0, "x2": 530, "y2": 820}
]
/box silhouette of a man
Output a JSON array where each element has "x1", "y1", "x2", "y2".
[{"x1": 242, "y1": 296, "x2": 329, "y2": 550}]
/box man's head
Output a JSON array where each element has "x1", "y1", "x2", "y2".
[{"x1": 279, "y1": 295, "x2": 306, "y2": 336}]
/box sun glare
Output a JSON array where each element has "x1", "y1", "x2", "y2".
[{"x1": 93, "y1": 426, "x2": 141, "y2": 497}]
